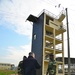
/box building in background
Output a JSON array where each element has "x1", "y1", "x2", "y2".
[
  {"x1": 0, "y1": 63, "x2": 15, "y2": 70},
  {"x1": 57, "y1": 57, "x2": 75, "y2": 75},
  {"x1": 27, "y1": 9, "x2": 66, "y2": 75}
]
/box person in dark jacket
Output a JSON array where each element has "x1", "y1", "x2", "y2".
[
  {"x1": 23, "y1": 52, "x2": 41, "y2": 75},
  {"x1": 18, "y1": 56, "x2": 27, "y2": 75}
]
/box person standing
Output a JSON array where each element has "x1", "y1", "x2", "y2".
[
  {"x1": 18, "y1": 56, "x2": 27, "y2": 75},
  {"x1": 23, "y1": 52, "x2": 41, "y2": 75},
  {"x1": 46, "y1": 53, "x2": 56, "y2": 75}
]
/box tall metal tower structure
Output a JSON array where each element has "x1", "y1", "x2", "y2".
[{"x1": 27, "y1": 9, "x2": 66, "y2": 75}]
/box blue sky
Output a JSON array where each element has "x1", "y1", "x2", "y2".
[{"x1": 0, "y1": 0, "x2": 75, "y2": 66}]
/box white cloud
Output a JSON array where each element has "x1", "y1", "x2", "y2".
[
  {"x1": 0, "y1": 0, "x2": 33, "y2": 38},
  {"x1": 14, "y1": 21, "x2": 32, "y2": 38},
  {"x1": 0, "y1": 0, "x2": 63, "y2": 39},
  {"x1": 0, "y1": 43, "x2": 31, "y2": 66}
]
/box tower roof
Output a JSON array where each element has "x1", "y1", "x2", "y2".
[
  {"x1": 26, "y1": 14, "x2": 38, "y2": 22},
  {"x1": 26, "y1": 9, "x2": 65, "y2": 22}
]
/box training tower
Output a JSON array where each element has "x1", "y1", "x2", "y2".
[{"x1": 27, "y1": 9, "x2": 66, "y2": 75}]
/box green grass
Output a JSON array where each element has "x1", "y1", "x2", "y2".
[{"x1": 0, "y1": 70, "x2": 17, "y2": 75}]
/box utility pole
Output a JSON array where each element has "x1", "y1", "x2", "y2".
[{"x1": 65, "y1": 8, "x2": 71, "y2": 75}]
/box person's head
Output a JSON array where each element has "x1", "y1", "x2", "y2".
[
  {"x1": 23, "y1": 56, "x2": 27, "y2": 60},
  {"x1": 49, "y1": 53, "x2": 54, "y2": 61},
  {"x1": 29, "y1": 52, "x2": 35, "y2": 58}
]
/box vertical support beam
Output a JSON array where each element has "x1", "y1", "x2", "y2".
[
  {"x1": 53, "y1": 29, "x2": 57, "y2": 74},
  {"x1": 53, "y1": 29, "x2": 55, "y2": 60},
  {"x1": 42, "y1": 13, "x2": 46, "y2": 75},
  {"x1": 65, "y1": 8, "x2": 71, "y2": 75},
  {"x1": 62, "y1": 33, "x2": 64, "y2": 75}
]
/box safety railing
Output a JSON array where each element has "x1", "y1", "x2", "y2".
[{"x1": 37, "y1": 9, "x2": 66, "y2": 19}]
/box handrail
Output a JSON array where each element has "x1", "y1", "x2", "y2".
[
  {"x1": 37, "y1": 9, "x2": 66, "y2": 19},
  {"x1": 57, "y1": 10, "x2": 66, "y2": 19},
  {"x1": 58, "y1": 24, "x2": 67, "y2": 30}
]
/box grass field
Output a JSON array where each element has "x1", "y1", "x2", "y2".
[{"x1": 0, "y1": 70, "x2": 17, "y2": 75}]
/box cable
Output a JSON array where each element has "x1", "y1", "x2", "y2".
[
  {"x1": 42, "y1": 0, "x2": 65, "y2": 13},
  {"x1": 68, "y1": 8, "x2": 75, "y2": 12},
  {"x1": 48, "y1": 0, "x2": 59, "y2": 5},
  {"x1": 41, "y1": 0, "x2": 55, "y2": 6}
]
